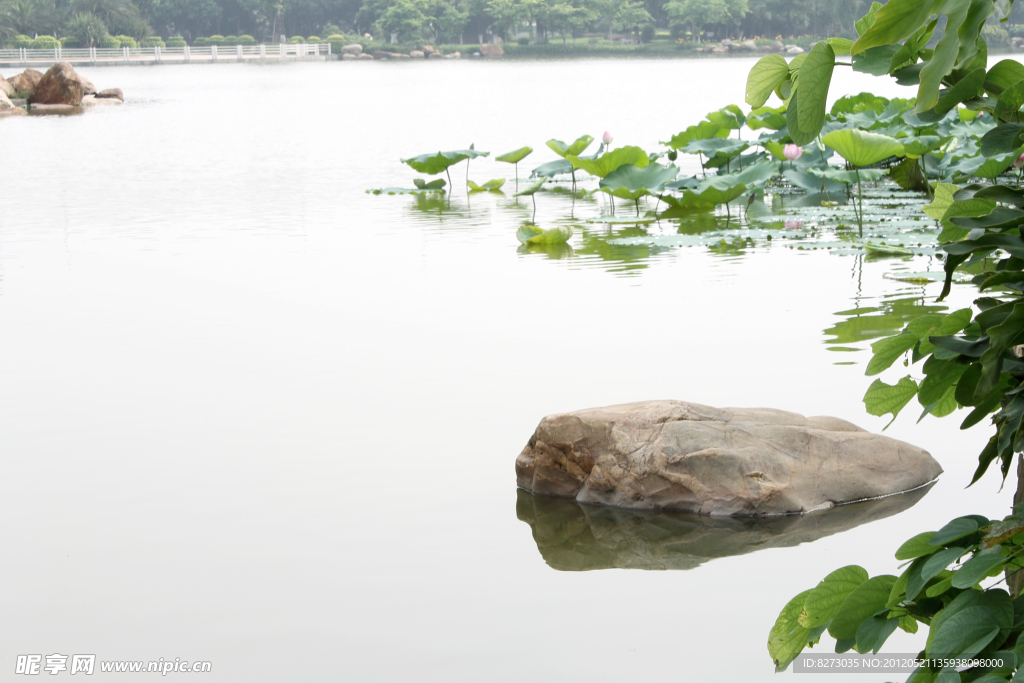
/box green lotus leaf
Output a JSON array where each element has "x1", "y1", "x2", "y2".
[
  {"x1": 783, "y1": 168, "x2": 847, "y2": 193},
  {"x1": 822, "y1": 129, "x2": 905, "y2": 167},
  {"x1": 598, "y1": 163, "x2": 678, "y2": 201},
  {"x1": 546, "y1": 136, "x2": 594, "y2": 159},
  {"x1": 831, "y1": 92, "x2": 891, "y2": 116},
  {"x1": 413, "y1": 178, "x2": 446, "y2": 190},
  {"x1": 674, "y1": 176, "x2": 749, "y2": 209},
  {"x1": 467, "y1": 179, "x2": 505, "y2": 192},
  {"x1": 748, "y1": 106, "x2": 787, "y2": 131},
  {"x1": 972, "y1": 152, "x2": 1019, "y2": 179},
  {"x1": 706, "y1": 105, "x2": 746, "y2": 130},
  {"x1": 401, "y1": 149, "x2": 490, "y2": 175},
  {"x1": 682, "y1": 138, "x2": 749, "y2": 158},
  {"x1": 662, "y1": 120, "x2": 729, "y2": 150},
  {"x1": 530, "y1": 159, "x2": 573, "y2": 178},
  {"x1": 730, "y1": 159, "x2": 780, "y2": 188},
  {"x1": 900, "y1": 136, "x2": 946, "y2": 159},
  {"x1": 515, "y1": 223, "x2": 573, "y2": 245},
  {"x1": 496, "y1": 146, "x2": 533, "y2": 164},
  {"x1": 513, "y1": 179, "x2": 546, "y2": 197},
  {"x1": 567, "y1": 146, "x2": 649, "y2": 178},
  {"x1": 808, "y1": 167, "x2": 887, "y2": 184},
  {"x1": 861, "y1": 242, "x2": 913, "y2": 256}
]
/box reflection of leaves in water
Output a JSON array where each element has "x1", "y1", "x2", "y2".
[
  {"x1": 517, "y1": 243, "x2": 574, "y2": 259},
  {"x1": 516, "y1": 486, "x2": 933, "y2": 572},
  {"x1": 574, "y1": 225, "x2": 659, "y2": 272},
  {"x1": 406, "y1": 194, "x2": 470, "y2": 219},
  {"x1": 707, "y1": 237, "x2": 750, "y2": 256},
  {"x1": 824, "y1": 297, "x2": 948, "y2": 349}
]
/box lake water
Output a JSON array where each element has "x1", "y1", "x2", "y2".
[{"x1": 0, "y1": 56, "x2": 1014, "y2": 681}]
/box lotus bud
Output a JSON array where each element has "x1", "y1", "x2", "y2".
[
  {"x1": 783, "y1": 143, "x2": 803, "y2": 161},
  {"x1": 602, "y1": 131, "x2": 613, "y2": 146},
  {"x1": 1016, "y1": 152, "x2": 1024, "y2": 167}
]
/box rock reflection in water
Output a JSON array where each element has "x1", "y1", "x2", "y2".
[{"x1": 516, "y1": 485, "x2": 933, "y2": 571}]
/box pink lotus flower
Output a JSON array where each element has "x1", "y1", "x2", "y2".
[
  {"x1": 784, "y1": 143, "x2": 803, "y2": 162},
  {"x1": 602, "y1": 131, "x2": 613, "y2": 146},
  {"x1": 1015, "y1": 152, "x2": 1024, "y2": 167}
]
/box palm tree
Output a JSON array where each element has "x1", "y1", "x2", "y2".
[
  {"x1": 70, "y1": 0, "x2": 137, "y2": 30},
  {"x1": 6, "y1": 0, "x2": 61, "y2": 36}
]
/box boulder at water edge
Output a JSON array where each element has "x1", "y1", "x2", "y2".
[
  {"x1": 341, "y1": 43, "x2": 363, "y2": 55},
  {"x1": 0, "y1": 91, "x2": 27, "y2": 117},
  {"x1": 30, "y1": 63, "x2": 84, "y2": 105},
  {"x1": 480, "y1": 43, "x2": 504, "y2": 57},
  {"x1": 95, "y1": 88, "x2": 123, "y2": 101},
  {"x1": 8, "y1": 68, "x2": 43, "y2": 94},
  {"x1": 0, "y1": 75, "x2": 13, "y2": 97},
  {"x1": 77, "y1": 73, "x2": 96, "y2": 95},
  {"x1": 515, "y1": 400, "x2": 943, "y2": 516}
]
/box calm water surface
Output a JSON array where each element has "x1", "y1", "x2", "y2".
[{"x1": 0, "y1": 57, "x2": 1012, "y2": 681}]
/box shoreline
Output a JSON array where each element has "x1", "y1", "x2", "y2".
[{"x1": 4, "y1": 47, "x2": 1024, "y2": 70}]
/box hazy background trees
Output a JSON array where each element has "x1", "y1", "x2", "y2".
[{"x1": 3, "y1": 0, "x2": 1019, "y2": 47}]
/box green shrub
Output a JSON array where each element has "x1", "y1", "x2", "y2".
[
  {"x1": 237, "y1": 34, "x2": 255, "y2": 45},
  {"x1": 517, "y1": 36, "x2": 529, "y2": 46},
  {"x1": 223, "y1": 35, "x2": 239, "y2": 44},
  {"x1": 192, "y1": 36, "x2": 208, "y2": 46},
  {"x1": 307, "y1": 35, "x2": 321, "y2": 42},
  {"x1": 640, "y1": 24, "x2": 654, "y2": 43},
  {"x1": 1010, "y1": 24, "x2": 1024, "y2": 39},
  {"x1": 60, "y1": 37, "x2": 80, "y2": 47},
  {"x1": 99, "y1": 35, "x2": 120, "y2": 48},
  {"x1": 208, "y1": 34, "x2": 225, "y2": 45},
  {"x1": 288, "y1": 35, "x2": 305, "y2": 43},
  {"x1": 12, "y1": 34, "x2": 33, "y2": 48},
  {"x1": 116, "y1": 35, "x2": 137, "y2": 47},
  {"x1": 141, "y1": 36, "x2": 165, "y2": 47},
  {"x1": 31, "y1": 35, "x2": 61, "y2": 48},
  {"x1": 165, "y1": 37, "x2": 186, "y2": 47}
]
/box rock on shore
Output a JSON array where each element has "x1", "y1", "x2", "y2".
[{"x1": 515, "y1": 400, "x2": 943, "y2": 516}]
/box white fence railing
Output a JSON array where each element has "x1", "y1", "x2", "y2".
[{"x1": 0, "y1": 43, "x2": 331, "y2": 64}]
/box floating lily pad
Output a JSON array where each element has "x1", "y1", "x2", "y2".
[
  {"x1": 586, "y1": 216, "x2": 659, "y2": 225},
  {"x1": 516, "y1": 224, "x2": 574, "y2": 245},
  {"x1": 366, "y1": 187, "x2": 445, "y2": 195}
]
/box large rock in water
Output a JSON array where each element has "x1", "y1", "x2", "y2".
[
  {"x1": 480, "y1": 43, "x2": 504, "y2": 57},
  {"x1": 8, "y1": 68, "x2": 43, "y2": 94},
  {"x1": 515, "y1": 401, "x2": 942, "y2": 516},
  {"x1": 30, "y1": 63, "x2": 84, "y2": 105}
]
